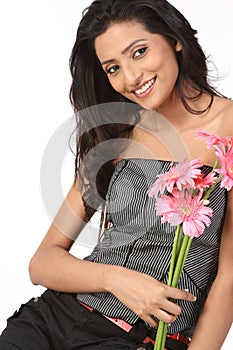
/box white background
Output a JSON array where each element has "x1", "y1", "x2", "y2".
[{"x1": 0, "y1": 1, "x2": 232, "y2": 348}]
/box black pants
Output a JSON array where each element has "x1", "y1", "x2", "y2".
[{"x1": 0, "y1": 289, "x2": 188, "y2": 350}]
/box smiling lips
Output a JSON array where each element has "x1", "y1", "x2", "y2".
[{"x1": 133, "y1": 77, "x2": 156, "y2": 97}]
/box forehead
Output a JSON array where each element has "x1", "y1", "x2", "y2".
[{"x1": 95, "y1": 20, "x2": 152, "y2": 60}]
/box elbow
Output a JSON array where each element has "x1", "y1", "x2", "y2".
[
  {"x1": 29, "y1": 256, "x2": 37, "y2": 285},
  {"x1": 28, "y1": 254, "x2": 41, "y2": 286}
]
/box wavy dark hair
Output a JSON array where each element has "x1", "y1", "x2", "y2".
[{"x1": 69, "y1": 0, "x2": 222, "y2": 225}]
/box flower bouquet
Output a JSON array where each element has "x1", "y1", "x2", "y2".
[{"x1": 147, "y1": 131, "x2": 233, "y2": 350}]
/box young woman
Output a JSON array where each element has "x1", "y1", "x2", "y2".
[{"x1": 1, "y1": 0, "x2": 232, "y2": 349}]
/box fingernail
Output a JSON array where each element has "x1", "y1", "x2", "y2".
[{"x1": 184, "y1": 288, "x2": 189, "y2": 292}]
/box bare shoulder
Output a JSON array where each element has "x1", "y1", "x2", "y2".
[
  {"x1": 33, "y1": 181, "x2": 88, "y2": 254},
  {"x1": 215, "y1": 96, "x2": 233, "y2": 136}
]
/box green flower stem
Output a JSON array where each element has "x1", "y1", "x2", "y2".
[
  {"x1": 203, "y1": 175, "x2": 222, "y2": 200},
  {"x1": 160, "y1": 323, "x2": 168, "y2": 350},
  {"x1": 203, "y1": 158, "x2": 220, "y2": 200},
  {"x1": 153, "y1": 153, "x2": 223, "y2": 349},
  {"x1": 176, "y1": 227, "x2": 184, "y2": 260},
  {"x1": 154, "y1": 321, "x2": 167, "y2": 350},
  {"x1": 154, "y1": 230, "x2": 192, "y2": 350},
  {"x1": 167, "y1": 225, "x2": 181, "y2": 287},
  {"x1": 154, "y1": 231, "x2": 193, "y2": 350},
  {"x1": 182, "y1": 237, "x2": 192, "y2": 269},
  {"x1": 171, "y1": 235, "x2": 192, "y2": 288},
  {"x1": 212, "y1": 158, "x2": 219, "y2": 171},
  {"x1": 154, "y1": 226, "x2": 181, "y2": 350}
]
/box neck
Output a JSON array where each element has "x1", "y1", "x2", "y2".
[{"x1": 156, "y1": 90, "x2": 213, "y2": 126}]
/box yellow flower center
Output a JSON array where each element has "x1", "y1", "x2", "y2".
[
  {"x1": 182, "y1": 206, "x2": 191, "y2": 216},
  {"x1": 228, "y1": 164, "x2": 233, "y2": 175},
  {"x1": 167, "y1": 172, "x2": 179, "y2": 180}
]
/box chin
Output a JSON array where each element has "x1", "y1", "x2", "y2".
[{"x1": 139, "y1": 102, "x2": 159, "y2": 111}]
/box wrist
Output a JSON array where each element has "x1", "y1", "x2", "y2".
[{"x1": 102, "y1": 264, "x2": 126, "y2": 293}]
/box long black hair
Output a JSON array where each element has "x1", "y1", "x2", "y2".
[{"x1": 69, "y1": 0, "x2": 222, "y2": 223}]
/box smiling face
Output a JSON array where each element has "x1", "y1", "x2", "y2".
[{"x1": 95, "y1": 20, "x2": 182, "y2": 111}]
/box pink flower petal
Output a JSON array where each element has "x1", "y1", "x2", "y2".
[
  {"x1": 196, "y1": 130, "x2": 233, "y2": 150},
  {"x1": 148, "y1": 159, "x2": 202, "y2": 198},
  {"x1": 155, "y1": 190, "x2": 213, "y2": 238}
]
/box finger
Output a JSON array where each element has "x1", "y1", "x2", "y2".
[
  {"x1": 163, "y1": 299, "x2": 182, "y2": 317},
  {"x1": 143, "y1": 315, "x2": 158, "y2": 328},
  {"x1": 156, "y1": 309, "x2": 177, "y2": 324},
  {"x1": 168, "y1": 287, "x2": 196, "y2": 302}
]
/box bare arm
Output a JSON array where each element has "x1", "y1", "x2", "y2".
[
  {"x1": 29, "y1": 180, "x2": 195, "y2": 327},
  {"x1": 29, "y1": 180, "x2": 113, "y2": 293},
  {"x1": 188, "y1": 189, "x2": 233, "y2": 350}
]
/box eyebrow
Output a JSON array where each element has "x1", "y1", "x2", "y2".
[{"x1": 100, "y1": 38, "x2": 148, "y2": 66}]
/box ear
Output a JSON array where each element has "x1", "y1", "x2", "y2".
[{"x1": 175, "y1": 41, "x2": 182, "y2": 52}]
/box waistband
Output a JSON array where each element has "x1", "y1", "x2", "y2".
[{"x1": 78, "y1": 301, "x2": 191, "y2": 348}]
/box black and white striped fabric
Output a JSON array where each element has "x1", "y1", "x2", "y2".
[{"x1": 76, "y1": 158, "x2": 227, "y2": 334}]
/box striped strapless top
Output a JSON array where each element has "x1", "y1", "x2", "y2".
[{"x1": 76, "y1": 158, "x2": 227, "y2": 334}]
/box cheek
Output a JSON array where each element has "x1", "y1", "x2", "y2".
[
  {"x1": 108, "y1": 78, "x2": 123, "y2": 94},
  {"x1": 171, "y1": 61, "x2": 179, "y2": 82},
  {"x1": 162, "y1": 55, "x2": 179, "y2": 84},
  {"x1": 152, "y1": 45, "x2": 178, "y2": 74}
]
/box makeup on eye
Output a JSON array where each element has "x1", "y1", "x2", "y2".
[
  {"x1": 105, "y1": 46, "x2": 148, "y2": 75},
  {"x1": 133, "y1": 46, "x2": 148, "y2": 58},
  {"x1": 107, "y1": 65, "x2": 120, "y2": 75}
]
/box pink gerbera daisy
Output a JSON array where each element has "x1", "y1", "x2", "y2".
[
  {"x1": 193, "y1": 172, "x2": 217, "y2": 190},
  {"x1": 215, "y1": 143, "x2": 233, "y2": 191},
  {"x1": 196, "y1": 130, "x2": 233, "y2": 149},
  {"x1": 148, "y1": 159, "x2": 202, "y2": 198},
  {"x1": 155, "y1": 190, "x2": 213, "y2": 238}
]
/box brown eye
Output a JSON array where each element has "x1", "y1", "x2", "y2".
[
  {"x1": 107, "y1": 65, "x2": 120, "y2": 74},
  {"x1": 133, "y1": 47, "x2": 147, "y2": 58}
]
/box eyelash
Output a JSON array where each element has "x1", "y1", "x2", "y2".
[
  {"x1": 107, "y1": 65, "x2": 119, "y2": 75},
  {"x1": 133, "y1": 47, "x2": 147, "y2": 58},
  {"x1": 106, "y1": 46, "x2": 148, "y2": 75}
]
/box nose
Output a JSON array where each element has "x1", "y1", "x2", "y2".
[{"x1": 123, "y1": 64, "x2": 142, "y2": 88}]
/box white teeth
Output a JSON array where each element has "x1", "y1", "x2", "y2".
[{"x1": 134, "y1": 78, "x2": 155, "y2": 95}]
